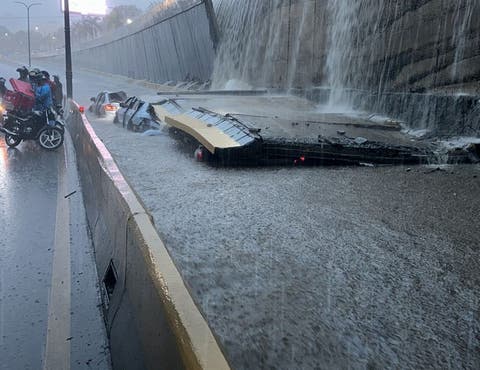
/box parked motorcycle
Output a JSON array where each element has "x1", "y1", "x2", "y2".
[
  {"x1": 0, "y1": 109, "x2": 65, "y2": 150},
  {"x1": 0, "y1": 76, "x2": 65, "y2": 150}
]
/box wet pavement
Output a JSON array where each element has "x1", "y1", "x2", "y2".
[
  {"x1": 0, "y1": 62, "x2": 110, "y2": 369},
  {"x1": 88, "y1": 117, "x2": 480, "y2": 369},
  {"x1": 19, "y1": 60, "x2": 480, "y2": 369},
  {"x1": 0, "y1": 142, "x2": 58, "y2": 368}
]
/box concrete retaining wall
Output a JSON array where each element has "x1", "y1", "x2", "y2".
[
  {"x1": 70, "y1": 1, "x2": 217, "y2": 84},
  {"x1": 299, "y1": 87, "x2": 480, "y2": 137},
  {"x1": 66, "y1": 102, "x2": 230, "y2": 370}
]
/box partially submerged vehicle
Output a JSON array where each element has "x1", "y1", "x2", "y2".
[
  {"x1": 89, "y1": 91, "x2": 127, "y2": 118},
  {"x1": 114, "y1": 96, "x2": 161, "y2": 132}
]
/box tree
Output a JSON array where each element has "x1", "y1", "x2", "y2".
[
  {"x1": 0, "y1": 25, "x2": 9, "y2": 35},
  {"x1": 104, "y1": 5, "x2": 142, "y2": 31},
  {"x1": 72, "y1": 16, "x2": 102, "y2": 41},
  {"x1": 0, "y1": 26, "x2": 12, "y2": 55}
]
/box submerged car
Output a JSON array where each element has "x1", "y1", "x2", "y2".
[
  {"x1": 114, "y1": 96, "x2": 138, "y2": 126},
  {"x1": 89, "y1": 91, "x2": 127, "y2": 118},
  {"x1": 114, "y1": 96, "x2": 160, "y2": 132}
]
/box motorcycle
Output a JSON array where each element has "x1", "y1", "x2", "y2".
[
  {"x1": 0, "y1": 76, "x2": 65, "y2": 150},
  {"x1": 0, "y1": 108, "x2": 65, "y2": 150},
  {"x1": 54, "y1": 104, "x2": 64, "y2": 118}
]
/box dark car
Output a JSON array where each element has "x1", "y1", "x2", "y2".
[{"x1": 114, "y1": 96, "x2": 160, "y2": 132}]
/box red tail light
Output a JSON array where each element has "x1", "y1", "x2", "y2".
[
  {"x1": 104, "y1": 104, "x2": 117, "y2": 111},
  {"x1": 294, "y1": 156, "x2": 306, "y2": 165},
  {"x1": 194, "y1": 147, "x2": 204, "y2": 161}
]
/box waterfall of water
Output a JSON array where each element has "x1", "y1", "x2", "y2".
[
  {"x1": 212, "y1": 0, "x2": 283, "y2": 89},
  {"x1": 324, "y1": 0, "x2": 396, "y2": 110},
  {"x1": 324, "y1": 0, "x2": 360, "y2": 109},
  {"x1": 324, "y1": 0, "x2": 479, "y2": 109},
  {"x1": 211, "y1": 0, "x2": 314, "y2": 90},
  {"x1": 286, "y1": 1, "x2": 315, "y2": 91},
  {"x1": 451, "y1": 0, "x2": 475, "y2": 80}
]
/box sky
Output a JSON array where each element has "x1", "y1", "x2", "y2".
[{"x1": 0, "y1": 0, "x2": 155, "y2": 33}]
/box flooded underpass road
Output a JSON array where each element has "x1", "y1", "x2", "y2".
[
  {"x1": 17, "y1": 59, "x2": 480, "y2": 369},
  {"x1": 88, "y1": 119, "x2": 480, "y2": 369},
  {"x1": 0, "y1": 137, "x2": 110, "y2": 368}
]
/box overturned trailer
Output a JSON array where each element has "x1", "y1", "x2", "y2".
[{"x1": 152, "y1": 92, "x2": 478, "y2": 166}]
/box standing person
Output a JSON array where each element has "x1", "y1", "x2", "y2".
[
  {"x1": 0, "y1": 77, "x2": 5, "y2": 125},
  {"x1": 16, "y1": 66, "x2": 29, "y2": 82},
  {"x1": 53, "y1": 75, "x2": 63, "y2": 108},
  {"x1": 29, "y1": 69, "x2": 42, "y2": 91},
  {"x1": 0, "y1": 77, "x2": 7, "y2": 98},
  {"x1": 34, "y1": 74, "x2": 53, "y2": 112},
  {"x1": 42, "y1": 71, "x2": 57, "y2": 104}
]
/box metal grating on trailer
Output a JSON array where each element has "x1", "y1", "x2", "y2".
[
  {"x1": 152, "y1": 99, "x2": 184, "y2": 121},
  {"x1": 163, "y1": 106, "x2": 260, "y2": 154}
]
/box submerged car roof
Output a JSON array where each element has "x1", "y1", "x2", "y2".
[{"x1": 107, "y1": 91, "x2": 127, "y2": 102}]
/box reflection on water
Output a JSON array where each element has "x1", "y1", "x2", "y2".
[
  {"x1": 0, "y1": 143, "x2": 9, "y2": 192},
  {"x1": 0, "y1": 142, "x2": 54, "y2": 218},
  {"x1": 0, "y1": 143, "x2": 14, "y2": 219},
  {"x1": 0, "y1": 144, "x2": 8, "y2": 171},
  {"x1": 0, "y1": 142, "x2": 12, "y2": 304}
]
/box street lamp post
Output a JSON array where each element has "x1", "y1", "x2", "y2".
[
  {"x1": 14, "y1": 1, "x2": 42, "y2": 67},
  {"x1": 63, "y1": 0, "x2": 72, "y2": 99}
]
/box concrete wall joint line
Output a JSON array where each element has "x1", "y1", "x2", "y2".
[
  {"x1": 106, "y1": 211, "x2": 150, "y2": 337},
  {"x1": 204, "y1": 0, "x2": 220, "y2": 49}
]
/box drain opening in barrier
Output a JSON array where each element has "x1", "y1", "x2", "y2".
[{"x1": 103, "y1": 260, "x2": 118, "y2": 307}]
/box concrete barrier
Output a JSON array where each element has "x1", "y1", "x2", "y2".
[{"x1": 66, "y1": 101, "x2": 231, "y2": 370}]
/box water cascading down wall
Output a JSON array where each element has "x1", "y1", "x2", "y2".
[
  {"x1": 211, "y1": 0, "x2": 327, "y2": 89},
  {"x1": 213, "y1": 0, "x2": 480, "y2": 93},
  {"x1": 212, "y1": 0, "x2": 480, "y2": 135}
]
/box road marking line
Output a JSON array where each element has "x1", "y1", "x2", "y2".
[{"x1": 43, "y1": 144, "x2": 71, "y2": 370}]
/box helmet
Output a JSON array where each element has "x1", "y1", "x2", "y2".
[
  {"x1": 41, "y1": 70, "x2": 50, "y2": 79},
  {"x1": 29, "y1": 70, "x2": 42, "y2": 82},
  {"x1": 0, "y1": 77, "x2": 6, "y2": 83}
]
